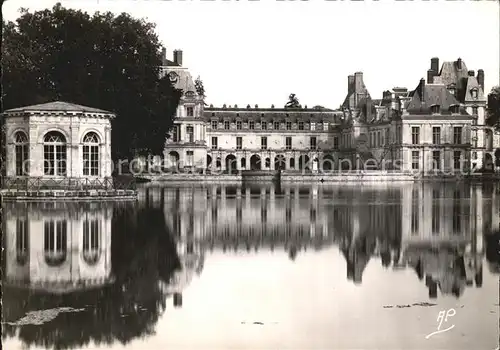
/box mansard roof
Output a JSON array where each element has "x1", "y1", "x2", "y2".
[{"x1": 204, "y1": 106, "x2": 343, "y2": 122}]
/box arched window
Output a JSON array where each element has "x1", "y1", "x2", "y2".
[
  {"x1": 14, "y1": 131, "x2": 29, "y2": 176},
  {"x1": 43, "y1": 131, "x2": 67, "y2": 176},
  {"x1": 82, "y1": 132, "x2": 100, "y2": 176},
  {"x1": 44, "y1": 220, "x2": 67, "y2": 266},
  {"x1": 83, "y1": 218, "x2": 100, "y2": 265}
]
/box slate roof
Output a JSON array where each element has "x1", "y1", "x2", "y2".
[
  {"x1": 165, "y1": 67, "x2": 197, "y2": 94},
  {"x1": 203, "y1": 108, "x2": 342, "y2": 123},
  {"x1": 405, "y1": 82, "x2": 469, "y2": 116},
  {"x1": 463, "y1": 76, "x2": 486, "y2": 102},
  {"x1": 432, "y1": 59, "x2": 480, "y2": 103},
  {"x1": 3, "y1": 101, "x2": 114, "y2": 115}
]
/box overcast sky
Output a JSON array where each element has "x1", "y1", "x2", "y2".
[{"x1": 3, "y1": 0, "x2": 499, "y2": 109}]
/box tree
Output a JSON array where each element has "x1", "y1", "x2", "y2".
[
  {"x1": 486, "y1": 86, "x2": 500, "y2": 133},
  {"x1": 2, "y1": 3, "x2": 181, "y2": 160},
  {"x1": 284, "y1": 93, "x2": 302, "y2": 109}
]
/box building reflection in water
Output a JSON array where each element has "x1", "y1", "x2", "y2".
[
  {"x1": 141, "y1": 181, "x2": 499, "y2": 299},
  {"x1": 3, "y1": 201, "x2": 113, "y2": 292}
]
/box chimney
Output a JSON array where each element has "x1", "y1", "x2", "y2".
[
  {"x1": 431, "y1": 57, "x2": 439, "y2": 73},
  {"x1": 173, "y1": 293, "x2": 183, "y2": 308},
  {"x1": 348, "y1": 75, "x2": 355, "y2": 93},
  {"x1": 161, "y1": 48, "x2": 167, "y2": 65},
  {"x1": 477, "y1": 69, "x2": 485, "y2": 90},
  {"x1": 456, "y1": 58, "x2": 462, "y2": 70},
  {"x1": 468, "y1": 70, "x2": 475, "y2": 77},
  {"x1": 419, "y1": 78, "x2": 425, "y2": 102},
  {"x1": 427, "y1": 69, "x2": 435, "y2": 84},
  {"x1": 354, "y1": 72, "x2": 363, "y2": 92},
  {"x1": 173, "y1": 50, "x2": 183, "y2": 66}
]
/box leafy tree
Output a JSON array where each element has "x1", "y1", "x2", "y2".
[
  {"x1": 284, "y1": 93, "x2": 302, "y2": 109},
  {"x1": 486, "y1": 86, "x2": 500, "y2": 133},
  {"x1": 2, "y1": 3, "x2": 181, "y2": 160}
]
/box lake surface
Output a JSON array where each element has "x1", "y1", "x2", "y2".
[{"x1": 2, "y1": 182, "x2": 499, "y2": 350}]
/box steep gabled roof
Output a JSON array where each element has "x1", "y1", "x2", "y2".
[{"x1": 406, "y1": 81, "x2": 468, "y2": 116}]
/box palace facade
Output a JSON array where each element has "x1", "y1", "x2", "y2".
[{"x1": 161, "y1": 51, "x2": 499, "y2": 174}]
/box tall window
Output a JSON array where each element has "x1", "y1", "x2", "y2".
[
  {"x1": 83, "y1": 218, "x2": 100, "y2": 264},
  {"x1": 286, "y1": 121, "x2": 292, "y2": 130},
  {"x1": 236, "y1": 121, "x2": 242, "y2": 130},
  {"x1": 211, "y1": 120, "x2": 218, "y2": 130},
  {"x1": 432, "y1": 151, "x2": 441, "y2": 170},
  {"x1": 472, "y1": 131, "x2": 478, "y2": 147},
  {"x1": 453, "y1": 127, "x2": 462, "y2": 144},
  {"x1": 432, "y1": 127, "x2": 441, "y2": 144},
  {"x1": 44, "y1": 220, "x2": 67, "y2": 266},
  {"x1": 83, "y1": 132, "x2": 99, "y2": 176},
  {"x1": 186, "y1": 106, "x2": 194, "y2": 117},
  {"x1": 274, "y1": 121, "x2": 280, "y2": 130},
  {"x1": 453, "y1": 151, "x2": 461, "y2": 170},
  {"x1": 186, "y1": 150, "x2": 194, "y2": 166},
  {"x1": 286, "y1": 137, "x2": 292, "y2": 150},
  {"x1": 431, "y1": 190, "x2": 440, "y2": 235},
  {"x1": 298, "y1": 121, "x2": 304, "y2": 130},
  {"x1": 261, "y1": 121, "x2": 267, "y2": 130},
  {"x1": 44, "y1": 131, "x2": 67, "y2": 176},
  {"x1": 224, "y1": 121, "x2": 230, "y2": 130},
  {"x1": 16, "y1": 219, "x2": 28, "y2": 265},
  {"x1": 411, "y1": 127, "x2": 420, "y2": 144},
  {"x1": 472, "y1": 106, "x2": 478, "y2": 116},
  {"x1": 186, "y1": 125, "x2": 194, "y2": 143},
  {"x1": 261, "y1": 136, "x2": 267, "y2": 150},
  {"x1": 172, "y1": 126, "x2": 179, "y2": 142},
  {"x1": 236, "y1": 137, "x2": 242, "y2": 150},
  {"x1": 14, "y1": 131, "x2": 29, "y2": 176},
  {"x1": 249, "y1": 121, "x2": 255, "y2": 130},
  {"x1": 412, "y1": 151, "x2": 419, "y2": 170},
  {"x1": 411, "y1": 188, "x2": 419, "y2": 235},
  {"x1": 310, "y1": 137, "x2": 317, "y2": 150},
  {"x1": 211, "y1": 137, "x2": 218, "y2": 149}
]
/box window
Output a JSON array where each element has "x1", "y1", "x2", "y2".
[
  {"x1": 186, "y1": 150, "x2": 194, "y2": 166},
  {"x1": 261, "y1": 136, "x2": 267, "y2": 150},
  {"x1": 211, "y1": 137, "x2": 218, "y2": 150},
  {"x1": 411, "y1": 188, "x2": 419, "y2": 234},
  {"x1": 310, "y1": 137, "x2": 317, "y2": 150},
  {"x1": 286, "y1": 137, "x2": 292, "y2": 150},
  {"x1": 317, "y1": 122, "x2": 323, "y2": 131},
  {"x1": 432, "y1": 150, "x2": 441, "y2": 170},
  {"x1": 286, "y1": 121, "x2": 292, "y2": 130},
  {"x1": 431, "y1": 105, "x2": 440, "y2": 114},
  {"x1": 472, "y1": 131, "x2": 478, "y2": 147},
  {"x1": 186, "y1": 106, "x2": 194, "y2": 117},
  {"x1": 16, "y1": 219, "x2": 28, "y2": 265},
  {"x1": 236, "y1": 121, "x2": 242, "y2": 130},
  {"x1": 172, "y1": 126, "x2": 179, "y2": 142},
  {"x1": 249, "y1": 121, "x2": 255, "y2": 130},
  {"x1": 431, "y1": 190, "x2": 440, "y2": 234},
  {"x1": 83, "y1": 218, "x2": 100, "y2": 264},
  {"x1": 224, "y1": 121, "x2": 230, "y2": 130},
  {"x1": 412, "y1": 151, "x2": 419, "y2": 170},
  {"x1": 14, "y1": 131, "x2": 29, "y2": 176},
  {"x1": 448, "y1": 87, "x2": 456, "y2": 96},
  {"x1": 472, "y1": 151, "x2": 477, "y2": 160},
  {"x1": 472, "y1": 106, "x2": 478, "y2": 115},
  {"x1": 83, "y1": 132, "x2": 100, "y2": 176},
  {"x1": 471, "y1": 89, "x2": 478, "y2": 99},
  {"x1": 432, "y1": 127, "x2": 441, "y2": 144},
  {"x1": 43, "y1": 131, "x2": 67, "y2": 176},
  {"x1": 333, "y1": 137, "x2": 339, "y2": 149},
  {"x1": 324, "y1": 122, "x2": 329, "y2": 130},
  {"x1": 236, "y1": 137, "x2": 242, "y2": 150},
  {"x1": 376, "y1": 131, "x2": 380, "y2": 147},
  {"x1": 450, "y1": 105, "x2": 460, "y2": 114},
  {"x1": 453, "y1": 151, "x2": 461, "y2": 170},
  {"x1": 411, "y1": 127, "x2": 420, "y2": 144},
  {"x1": 186, "y1": 125, "x2": 194, "y2": 143},
  {"x1": 274, "y1": 121, "x2": 280, "y2": 130},
  {"x1": 211, "y1": 120, "x2": 218, "y2": 130},
  {"x1": 44, "y1": 220, "x2": 67, "y2": 266},
  {"x1": 298, "y1": 121, "x2": 304, "y2": 130},
  {"x1": 261, "y1": 121, "x2": 267, "y2": 130},
  {"x1": 453, "y1": 127, "x2": 462, "y2": 144}
]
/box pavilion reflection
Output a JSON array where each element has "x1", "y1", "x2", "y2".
[{"x1": 141, "y1": 181, "x2": 499, "y2": 298}]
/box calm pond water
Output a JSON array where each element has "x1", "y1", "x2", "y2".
[{"x1": 2, "y1": 182, "x2": 499, "y2": 350}]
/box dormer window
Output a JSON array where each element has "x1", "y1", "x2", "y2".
[
  {"x1": 261, "y1": 120, "x2": 267, "y2": 130},
  {"x1": 450, "y1": 105, "x2": 460, "y2": 114},
  {"x1": 471, "y1": 88, "x2": 478, "y2": 99},
  {"x1": 185, "y1": 91, "x2": 195, "y2": 98},
  {"x1": 447, "y1": 84, "x2": 456, "y2": 96},
  {"x1": 431, "y1": 105, "x2": 440, "y2": 114},
  {"x1": 472, "y1": 106, "x2": 478, "y2": 115},
  {"x1": 186, "y1": 106, "x2": 194, "y2": 117}
]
